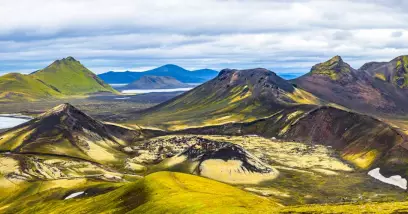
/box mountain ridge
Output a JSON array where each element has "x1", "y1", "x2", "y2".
[
  {"x1": 0, "y1": 103, "x2": 161, "y2": 164},
  {"x1": 123, "y1": 75, "x2": 190, "y2": 89},
  {"x1": 132, "y1": 68, "x2": 325, "y2": 130},
  {"x1": 98, "y1": 64, "x2": 218, "y2": 84},
  {"x1": 292, "y1": 55, "x2": 408, "y2": 114}
]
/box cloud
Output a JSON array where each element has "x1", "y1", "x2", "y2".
[
  {"x1": 0, "y1": 0, "x2": 408, "y2": 75},
  {"x1": 391, "y1": 31, "x2": 403, "y2": 37},
  {"x1": 333, "y1": 31, "x2": 353, "y2": 40}
]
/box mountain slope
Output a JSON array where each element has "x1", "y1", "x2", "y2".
[
  {"x1": 123, "y1": 75, "x2": 190, "y2": 89},
  {"x1": 0, "y1": 103, "x2": 160, "y2": 164},
  {"x1": 293, "y1": 56, "x2": 408, "y2": 114},
  {"x1": 31, "y1": 57, "x2": 117, "y2": 95},
  {"x1": 2, "y1": 171, "x2": 279, "y2": 214},
  {"x1": 177, "y1": 105, "x2": 407, "y2": 176},
  {"x1": 133, "y1": 68, "x2": 325, "y2": 130},
  {"x1": 151, "y1": 137, "x2": 279, "y2": 184},
  {"x1": 360, "y1": 55, "x2": 408, "y2": 89},
  {"x1": 98, "y1": 64, "x2": 218, "y2": 83},
  {"x1": 0, "y1": 73, "x2": 62, "y2": 102}
]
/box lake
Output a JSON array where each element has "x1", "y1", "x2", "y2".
[
  {"x1": 121, "y1": 88, "x2": 194, "y2": 94},
  {"x1": 0, "y1": 115, "x2": 31, "y2": 129}
]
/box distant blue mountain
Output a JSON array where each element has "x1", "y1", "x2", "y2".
[
  {"x1": 278, "y1": 73, "x2": 304, "y2": 80},
  {"x1": 98, "y1": 64, "x2": 219, "y2": 84}
]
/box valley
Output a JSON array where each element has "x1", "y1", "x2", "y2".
[{"x1": 2, "y1": 55, "x2": 408, "y2": 214}]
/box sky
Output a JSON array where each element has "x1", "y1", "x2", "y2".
[{"x1": 1, "y1": 0, "x2": 408, "y2": 75}]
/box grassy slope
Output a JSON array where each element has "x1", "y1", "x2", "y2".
[
  {"x1": 0, "y1": 73, "x2": 62, "y2": 102},
  {"x1": 0, "y1": 57, "x2": 117, "y2": 102},
  {"x1": 2, "y1": 170, "x2": 408, "y2": 214},
  {"x1": 31, "y1": 57, "x2": 117, "y2": 95},
  {"x1": 133, "y1": 72, "x2": 325, "y2": 130},
  {"x1": 3, "y1": 171, "x2": 280, "y2": 214},
  {"x1": 279, "y1": 202, "x2": 408, "y2": 213}
]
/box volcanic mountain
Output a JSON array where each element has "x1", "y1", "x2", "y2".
[
  {"x1": 0, "y1": 103, "x2": 160, "y2": 164},
  {"x1": 292, "y1": 56, "x2": 408, "y2": 114},
  {"x1": 359, "y1": 55, "x2": 408, "y2": 89},
  {"x1": 0, "y1": 57, "x2": 117, "y2": 102},
  {"x1": 31, "y1": 56, "x2": 117, "y2": 95},
  {"x1": 134, "y1": 68, "x2": 324, "y2": 129},
  {"x1": 152, "y1": 137, "x2": 279, "y2": 184},
  {"x1": 0, "y1": 73, "x2": 63, "y2": 102},
  {"x1": 178, "y1": 105, "x2": 408, "y2": 178},
  {"x1": 123, "y1": 75, "x2": 190, "y2": 89}
]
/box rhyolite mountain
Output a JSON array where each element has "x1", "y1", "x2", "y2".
[
  {"x1": 0, "y1": 57, "x2": 117, "y2": 102},
  {"x1": 98, "y1": 64, "x2": 218, "y2": 84},
  {"x1": 123, "y1": 75, "x2": 190, "y2": 89},
  {"x1": 134, "y1": 68, "x2": 325, "y2": 129},
  {"x1": 292, "y1": 56, "x2": 408, "y2": 114},
  {"x1": 359, "y1": 55, "x2": 408, "y2": 89},
  {"x1": 0, "y1": 103, "x2": 162, "y2": 164}
]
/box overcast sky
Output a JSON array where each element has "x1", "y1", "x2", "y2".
[{"x1": 1, "y1": 0, "x2": 408, "y2": 75}]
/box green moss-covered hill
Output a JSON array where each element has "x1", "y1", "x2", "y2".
[
  {"x1": 2, "y1": 171, "x2": 280, "y2": 214},
  {"x1": 0, "y1": 57, "x2": 117, "y2": 102},
  {"x1": 0, "y1": 103, "x2": 162, "y2": 164},
  {"x1": 133, "y1": 68, "x2": 326, "y2": 130},
  {"x1": 0, "y1": 73, "x2": 63, "y2": 102},
  {"x1": 4, "y1": 171, "x2": 408, "y2": 214}
]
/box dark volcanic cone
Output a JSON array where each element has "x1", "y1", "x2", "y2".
[{"x1": 0, "y1": 103, "x2": 152, "y2": 163}]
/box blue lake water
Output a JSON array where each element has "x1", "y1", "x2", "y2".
[
  {"x1": 121, "y1": 88, "x2": 194, "y2": 94},
  {"x1": 0, "y1": 115, "x2": 30, "y2": 129}
]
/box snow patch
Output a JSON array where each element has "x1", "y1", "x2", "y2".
[
  {"x1": 64, "y1": 191, "x2": 85, "y2": 200},
  {"x1": 368, "y1": 168, "x2": 407, "y2": 190}
]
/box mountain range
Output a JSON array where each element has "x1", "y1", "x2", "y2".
[
  {"x1": 98, "y1": 64, "x2": 218, "y2": 84},
  {"x1": 3, "y1": 55, "x2": 408, "y2": 213},
  {"x1": 0, "y1": 57, "x2": 117, "y2": 102},
  {"x1": 123, "y1": 75, "x2": 190, "y2": 89},
  {"x1": 293, "y1": 55, "x2": 408, "y2": 114}
]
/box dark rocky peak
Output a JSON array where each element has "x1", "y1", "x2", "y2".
[
  {"x1": 309, "y1": 56, "x2": 355, "y2": 81},
  {"x1": 216, "y1": 68, "x2": 294, "y2": 92},
  {"x1": 358, "y1": 61, "x2": 387, "y2": 72},
  {"x1": 179, "y1": 139, "x2": 274, "y2": 173}
]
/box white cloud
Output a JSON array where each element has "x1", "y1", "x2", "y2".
[{"x1": 0, "y1": 0, "x2": 408, "y2": 75}]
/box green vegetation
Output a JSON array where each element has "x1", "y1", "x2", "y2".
[
  {"x1": 311, "y1": 55, "x2": 351, "y2": 80},
  {"x1": 374, "y1": 73, "x2": 387, "y2": 81},
  {"x1": 279, "y1": 201, "x2": 408, "y2": 213},
  {"x1": 133, "y1": 70, "x2": 324, "y2": 130},
  {"x1": 393, "y1": 55, "x2": 408, "y2": 88},
  {"x1": 2, "y1": 172, "x2": 280, "y2": 214},
  {"x1": 0, "y1": 57, "x2": 117, "y2": 102},
  {"x1": 0, "y1": 73, "x2": 62, "y2": 102},
  {"x1": 31, "y1": 57, "x2": 116, "y2": 95}
]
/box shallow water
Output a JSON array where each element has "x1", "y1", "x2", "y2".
[
  {"x1": 121, "y1": 88, "x2": 193, "y2": 94},
  {"x1": 0, "y1": 115, "x2": 30, "y2": 129}
]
